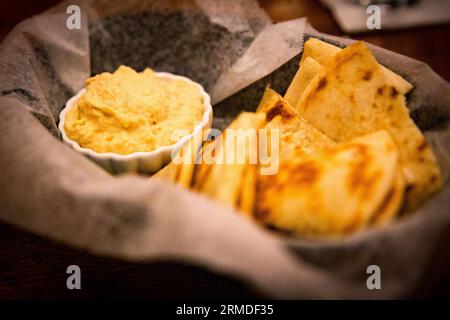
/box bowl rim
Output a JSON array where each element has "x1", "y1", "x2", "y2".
[{"x1": 58, "y1": 71, "x2": 212, "y2": 160}]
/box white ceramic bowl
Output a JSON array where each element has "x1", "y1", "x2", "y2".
[{"x1": 58, "y1": 72, "x2": 212, "y2": 174}]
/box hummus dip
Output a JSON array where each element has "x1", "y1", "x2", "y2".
[{"x1": 64, "y1": 66, "x2": 204, "y2": 154}]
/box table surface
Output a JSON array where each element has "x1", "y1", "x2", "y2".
[{"x1": 1, "y1": 0, "x2": 449, "y2": 299}]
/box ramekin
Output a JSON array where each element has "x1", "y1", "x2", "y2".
[{"x1": 58, "y1": 72, "x2": 212, "y2": 174}]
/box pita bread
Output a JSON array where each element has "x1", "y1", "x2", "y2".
[
  {"x1": 239, "y1": 165, "x2": 257, "y2": 216},
  {"x1": 300, "y1": 38, "x2": 413, "y2": 94},
  {"x1": 176, "y1": 130, "x2": 204, "y2": 188},
  {"x1": 152, "y1": 161, "x2": 180, "y2": 182},
  {"x1": 371, "y1": 170, "x2": 405, "y2": 226},
  {"x1": 256, "y1": 131, "x2": 400, "y2": 236},
  {"x1": 152, "y1": 132, "x2": 202, "y2": 188},
  {"x1": 196, "y1": 112, "x2": 266, "y2": 210},
  {"x1": 192, "y1": 140, "x2": 216, "y2": 191},
  {"x1": 296, "y1": 41, "x2": 442, "y2": 210},
  {"x1": 256, "y1": 86, "x2": 278, "y2": 113},
  {"x1": 284, "y1": 57, "x2": 322, "y2": 107},
  {"x1": 257, "y1": 87, "x2": 334, "y2": 162}
]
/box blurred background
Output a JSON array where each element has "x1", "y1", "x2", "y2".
[{"x1": 0, "y1": 0, "x2": 449, "y2": 81}]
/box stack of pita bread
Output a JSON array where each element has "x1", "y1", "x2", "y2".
[{"x1": 154, "y1": 39, "x2": 443, "y2": 237}]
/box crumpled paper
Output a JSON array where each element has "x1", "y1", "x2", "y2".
[{"x1": 0, "y1": 0, "x2": 449, "y2": 298}]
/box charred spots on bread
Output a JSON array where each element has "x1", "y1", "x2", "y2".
[
  {"x1": 317, "y1": 77, "x2": 327, "y2": 91},
  {"x1": 343, "y1": 211, "x2": 364, "y2": 234},
  {"x1": 417, "y1": 139, "x2": 428, "y2": 152},
  {"x1": 390, "y1": 86, "x2": 399, "y2": 98},
  {"x1": 266, "y1": 101, "x2": 295, "y2": 122},
  {"x1": 429, "y1": 175, "x2": 439, "y2": 183},
  {"x1": 289, "y1": 161, "x2": 321, "y2": 185},
  {"x1": 362, "y1": 71, "x2": 372, "y2": 81}
]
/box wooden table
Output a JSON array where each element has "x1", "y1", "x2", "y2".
[{"x1": 1, "y1": 0, "x2": 449, "y2": 299}]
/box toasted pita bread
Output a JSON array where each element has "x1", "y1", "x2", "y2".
[
  {"x1": 197, "y1": 112, "x2": 266, "y2": 209},
  {"x1": 257, "y1": 87, "x2": 334, "y2": 162},
  {"x1": 371, "y1": 170, "x2": 405, "y2": 226},
  {"x1": 256, "y1": 86, "x2": 278, "y2": 113},
  {"x1": 296, "y1": 41, "x2": 443, "y2": 210},
  {"x1": 152, "y1": 161, "x2": 180, "y2": 182},
  {"x1": 176, "y1": 130, "x2": 204, "y2": 188},
  {"x1": 256, "y1": 131, "x2": 400, "y2": 236},
  {"x1": 258, "y1": 86, "x2": 287, "y2": 114},
  {"x1": 152, "y1": 132, "x2": 202, "y2": 188},
  {"x1": 300, "y1": 38, "x2": 413, "y2": 94},
  {"x1": 239, "y1": 165, "x2": 257, "y2": 216},
  {"x1": 300, "y1": 38, "x2": 341, "y2": 67},
  {"x1": 192, "y1": 140, "x2": 215, "y2": 191},
  {"x1": 284, "y1": 57, "x2": 322, "y2": 107}
]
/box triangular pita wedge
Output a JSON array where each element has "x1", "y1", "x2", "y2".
[
  {"x1": 152, "y1": 132, "x2": 202, "y2": 188},
  {"x1": 256, "y1": 86, "x2": 278, "y2": 113},
  {"x1": 256, "y1": 131, "x2": 400, "y2": 236},
  {"x1": 371, "y1": 170, "x2": 405, "y2": 226},
  {"x1": 284, "y1": 56, "x2": 322, "y2": 107},
  {"x1": 152, "y1": 161, "x2": 180, "y2": 182},
  {"x1": 301, "y1": 38, "x2": 413, "y2": 94},
  {"x1": 296, "y1": 41, "x2": 442, "y2": 210},
  {"x1": 197, "y1": 112, "x2": 266, "y2": 210},
  {"x1": 239, "y1": 165, "x2": 257, "y2": 216},
  {"x1": 192, "y1": 140, "x2": 216, "y2": 191},
  {"x1": 176, "y1": 130, "x2": 204, "y2": 188},
  {"x1": 258, "y1": 87, "x2": 334, "y2": 162}
]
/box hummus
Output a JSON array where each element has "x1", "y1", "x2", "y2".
[{"x1": 64, "y1": 66, "x2": 204, "y2": 154}]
